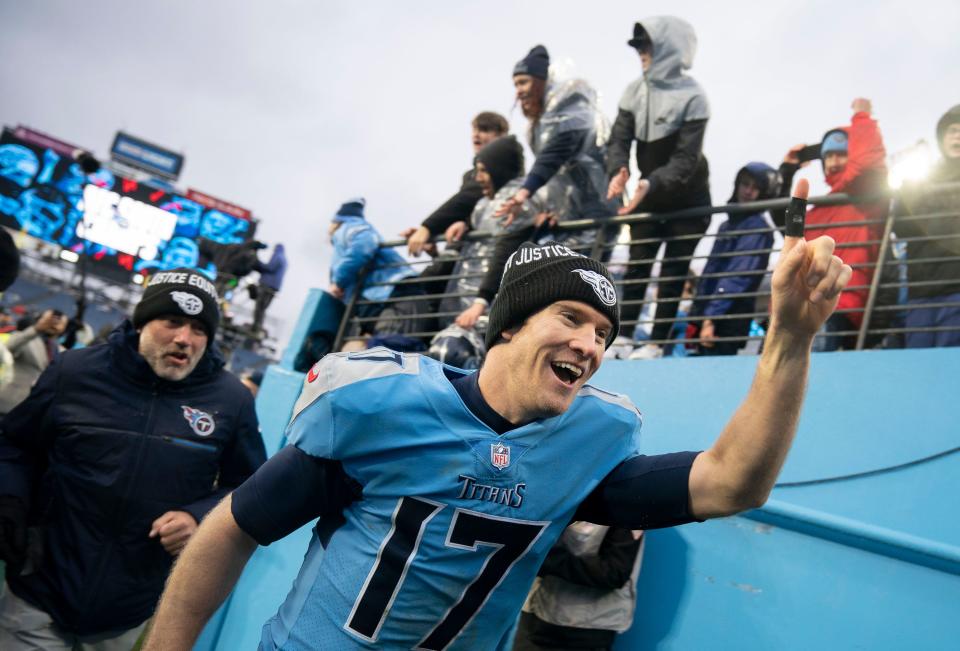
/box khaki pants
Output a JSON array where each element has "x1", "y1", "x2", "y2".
[{"x1": 0, "y1": 582, "x2": 146, "y2": 651}]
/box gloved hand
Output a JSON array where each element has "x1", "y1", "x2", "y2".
[{"x1": 0, "y1": 495, "x2": 27, "y2": 574}]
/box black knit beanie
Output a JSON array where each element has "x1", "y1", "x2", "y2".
[
  {"x1": 476, "y1": 135, "x2": 525, "y2": 193},
  {"x1": 132, "y1": 268, "x2": 220, "y2": 337},
  {"x1": 485, "y1": 242, "x2": 620, "y2": 350},
  {"x1": 513, "y1": 45, "x2": 550, "y2": 80}
]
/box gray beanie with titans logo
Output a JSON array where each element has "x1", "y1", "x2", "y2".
[
  {"x1": 132, "y1": 268, "x2": 220, "y2": 337},
  {"x1": 485, "y1": 242, "x2": 620, "y2": 350}
]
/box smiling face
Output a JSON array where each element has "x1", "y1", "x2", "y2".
[
  {"x1": 513, "y1": 74, "x2": 544, "y2": 119},
  {"x1": 493, "y1": 300, "x2": 611, "y2": 423},
  {"x1": 138, "y1": 315, "x2": 208, "y2": 381},
  {"x1": 823, "y1": 151, "x2": 848, "y2": 177},
  {"x1": 472, "y1": 125, "x2": 499, "y2": 154}
]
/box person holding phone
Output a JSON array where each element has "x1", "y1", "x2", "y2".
[
  {"x1": 0, "y1": 309, "x2": 68, "y2": 416},
  {"x1": 774, "y1": 98, "x2": 888, "y2": 351}
]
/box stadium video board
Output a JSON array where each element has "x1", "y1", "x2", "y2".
[{"x1": 0, "y1": 127, "x2": 255, "y2": 281}]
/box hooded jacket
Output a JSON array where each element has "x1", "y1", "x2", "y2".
[
  {"x1": 330, "y1": 215, "x2": 416, "y2": 303},
  {"x1": 0, "y1": 321, "x2": 266, "y2": 634},
  {"x1": 477, "y1": 135, "x2": 526, "y2": 194},
  {"x1": 440, "y1": 137, "x2": 543, "y2": 316},
  {"x1": 894, "y1": 105, "x2": 960, "y2": 299},
  {"x1": 780, "y1": 111, "x2": 888, "y2": 327},
  {"x1": 521, "y1": 66, "x2": 615, "y2": 224},
  {"x1": 694, "y1": 163, "x2": 777, "y2": 337},
  {"x1": 607, "y1": 16, "x2": 711, "y2": 212}
]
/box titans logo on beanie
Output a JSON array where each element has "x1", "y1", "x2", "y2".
[
  {"x1": 485, "y1": 242, "x2": 620, "y2": 350},
  {"x1": 132, "y1": 268, "x2": 220, "y2": 337}
]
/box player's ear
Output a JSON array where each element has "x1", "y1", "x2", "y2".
[{"x1": 500, "y1": 326, "x2": 520, "y2": 342}]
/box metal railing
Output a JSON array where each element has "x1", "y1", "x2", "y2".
[{"x1": 332, "y1": 182, "x2": 960, "y2": 355}]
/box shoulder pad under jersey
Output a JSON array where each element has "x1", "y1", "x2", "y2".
[
  {"x1": 577, "y1": 384, "x2": 643, "y2": 423},
  {"x1": 292, "y1": 348, "x2": 421, "y2": 421}
]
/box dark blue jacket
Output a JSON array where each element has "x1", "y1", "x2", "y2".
[
  {"x1": 0, "y1": 321, "x2": 266, "y2": 634},
  {"x1": 696, "y1": 212, "x2": 773, "y2": 321},
  {"x1": 255, "y1": 243, "x2": 288, "y2": 291}
]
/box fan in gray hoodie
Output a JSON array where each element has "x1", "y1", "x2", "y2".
[{"x1": 605, "y1": 16, "x2": 713, "y2": 360}]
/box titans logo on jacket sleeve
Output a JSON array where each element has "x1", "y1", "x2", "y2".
[{"x1": 265, "y1": 348, "x2": 642, "y2": 650}]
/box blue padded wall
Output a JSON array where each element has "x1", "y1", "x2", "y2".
[{"x1": 199, "y1": 347, "x2": 960, "y2": 650}]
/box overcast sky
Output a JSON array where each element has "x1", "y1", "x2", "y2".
[{"x1": 2, "y1": 0, "x2": 957, "y2": 345}]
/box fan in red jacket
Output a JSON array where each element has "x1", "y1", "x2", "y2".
[{"x1": 776, "y1": 98, "x2": 888, "y2": 351}]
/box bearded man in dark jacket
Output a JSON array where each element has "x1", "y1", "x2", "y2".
[{"x1": 0, "y1": 268, "x2": 266, "y2": 650}]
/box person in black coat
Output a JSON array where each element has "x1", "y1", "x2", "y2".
[
  {"x1": 894, "y1": 104, "x2": 960, "y2": 348},
  {"x1": 401, "y1": 111, "x2": 509, "y2": 257},
  {"x1": 0, "y1": 268, "x2": 266, "y2": 649}
]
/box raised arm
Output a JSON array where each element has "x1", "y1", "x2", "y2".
[
  {"x1": 688, "y1": 180, "x2": 853, "y2": 519},
  {"x1": 143, "y1": 494, "x2": 257, "y2": 650}
]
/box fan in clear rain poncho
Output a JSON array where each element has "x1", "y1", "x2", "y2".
[
  {"x1": 429, "y1": 135, "x2": 545, "y2": 367},
  {"x1": 497, "y1": 45, "x2": 617, "y2": 255}
]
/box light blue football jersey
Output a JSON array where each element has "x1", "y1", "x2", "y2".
[{"x1": 264, "y1": 348, "x2": 642, "y2": 650}]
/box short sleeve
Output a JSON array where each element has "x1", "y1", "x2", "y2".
[{"x1": 286, "y1": 379, "x2": 337, "y2": 459}]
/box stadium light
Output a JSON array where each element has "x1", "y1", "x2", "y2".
[
  {"x1": 132, "y1": 273, "x2": 145, "y2": 285},
  {"x1": 888, "y1": 140, "x2": 935, "y2": 190},
  {"x1": 59, "y1": 249, "x2": 80, "y2": 263}
]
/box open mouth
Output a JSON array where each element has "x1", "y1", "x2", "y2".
[
  {"x1": 166, "y1": 351, "x2": 189, "y2": 365},
  {"x1": 551, "y1": 361, "x2": 583, "y2": 386}
]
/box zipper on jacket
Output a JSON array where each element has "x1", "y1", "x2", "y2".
[
  {"x1": 161, "y1": 435, "x2": 217, "y2": 453},
  {"x1": 644, "y1": 81, "x2": 651, "y2": 145},
  {"x1": 79, "y1": 387, "x2": 160, "y2": 619}
]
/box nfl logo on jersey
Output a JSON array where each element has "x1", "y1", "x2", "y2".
[{"x1": 490, "y1": 442, "x2": 511, "y2": 469}]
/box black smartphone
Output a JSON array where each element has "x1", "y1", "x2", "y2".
[{"x1": 796, "y1": 144, "x2": 821, "y2": 163}]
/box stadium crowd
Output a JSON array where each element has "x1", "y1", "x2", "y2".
[
  {"x1": 0, "y1": 12, "x2": 956, "y2": 651},
  {"x1": 317, "y1": 18, "x2": 959, "y2": 369}
]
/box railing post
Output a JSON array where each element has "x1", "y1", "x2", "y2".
[
  {"x1": 856, "y1": 209, "x2": 897, "y2": 350},
  {"x1": 590, "y1": 221, "x2": 618, "y2": 261},
  {"x1": 332, "y1": 263, "x2": 372, "y2": 353}
]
